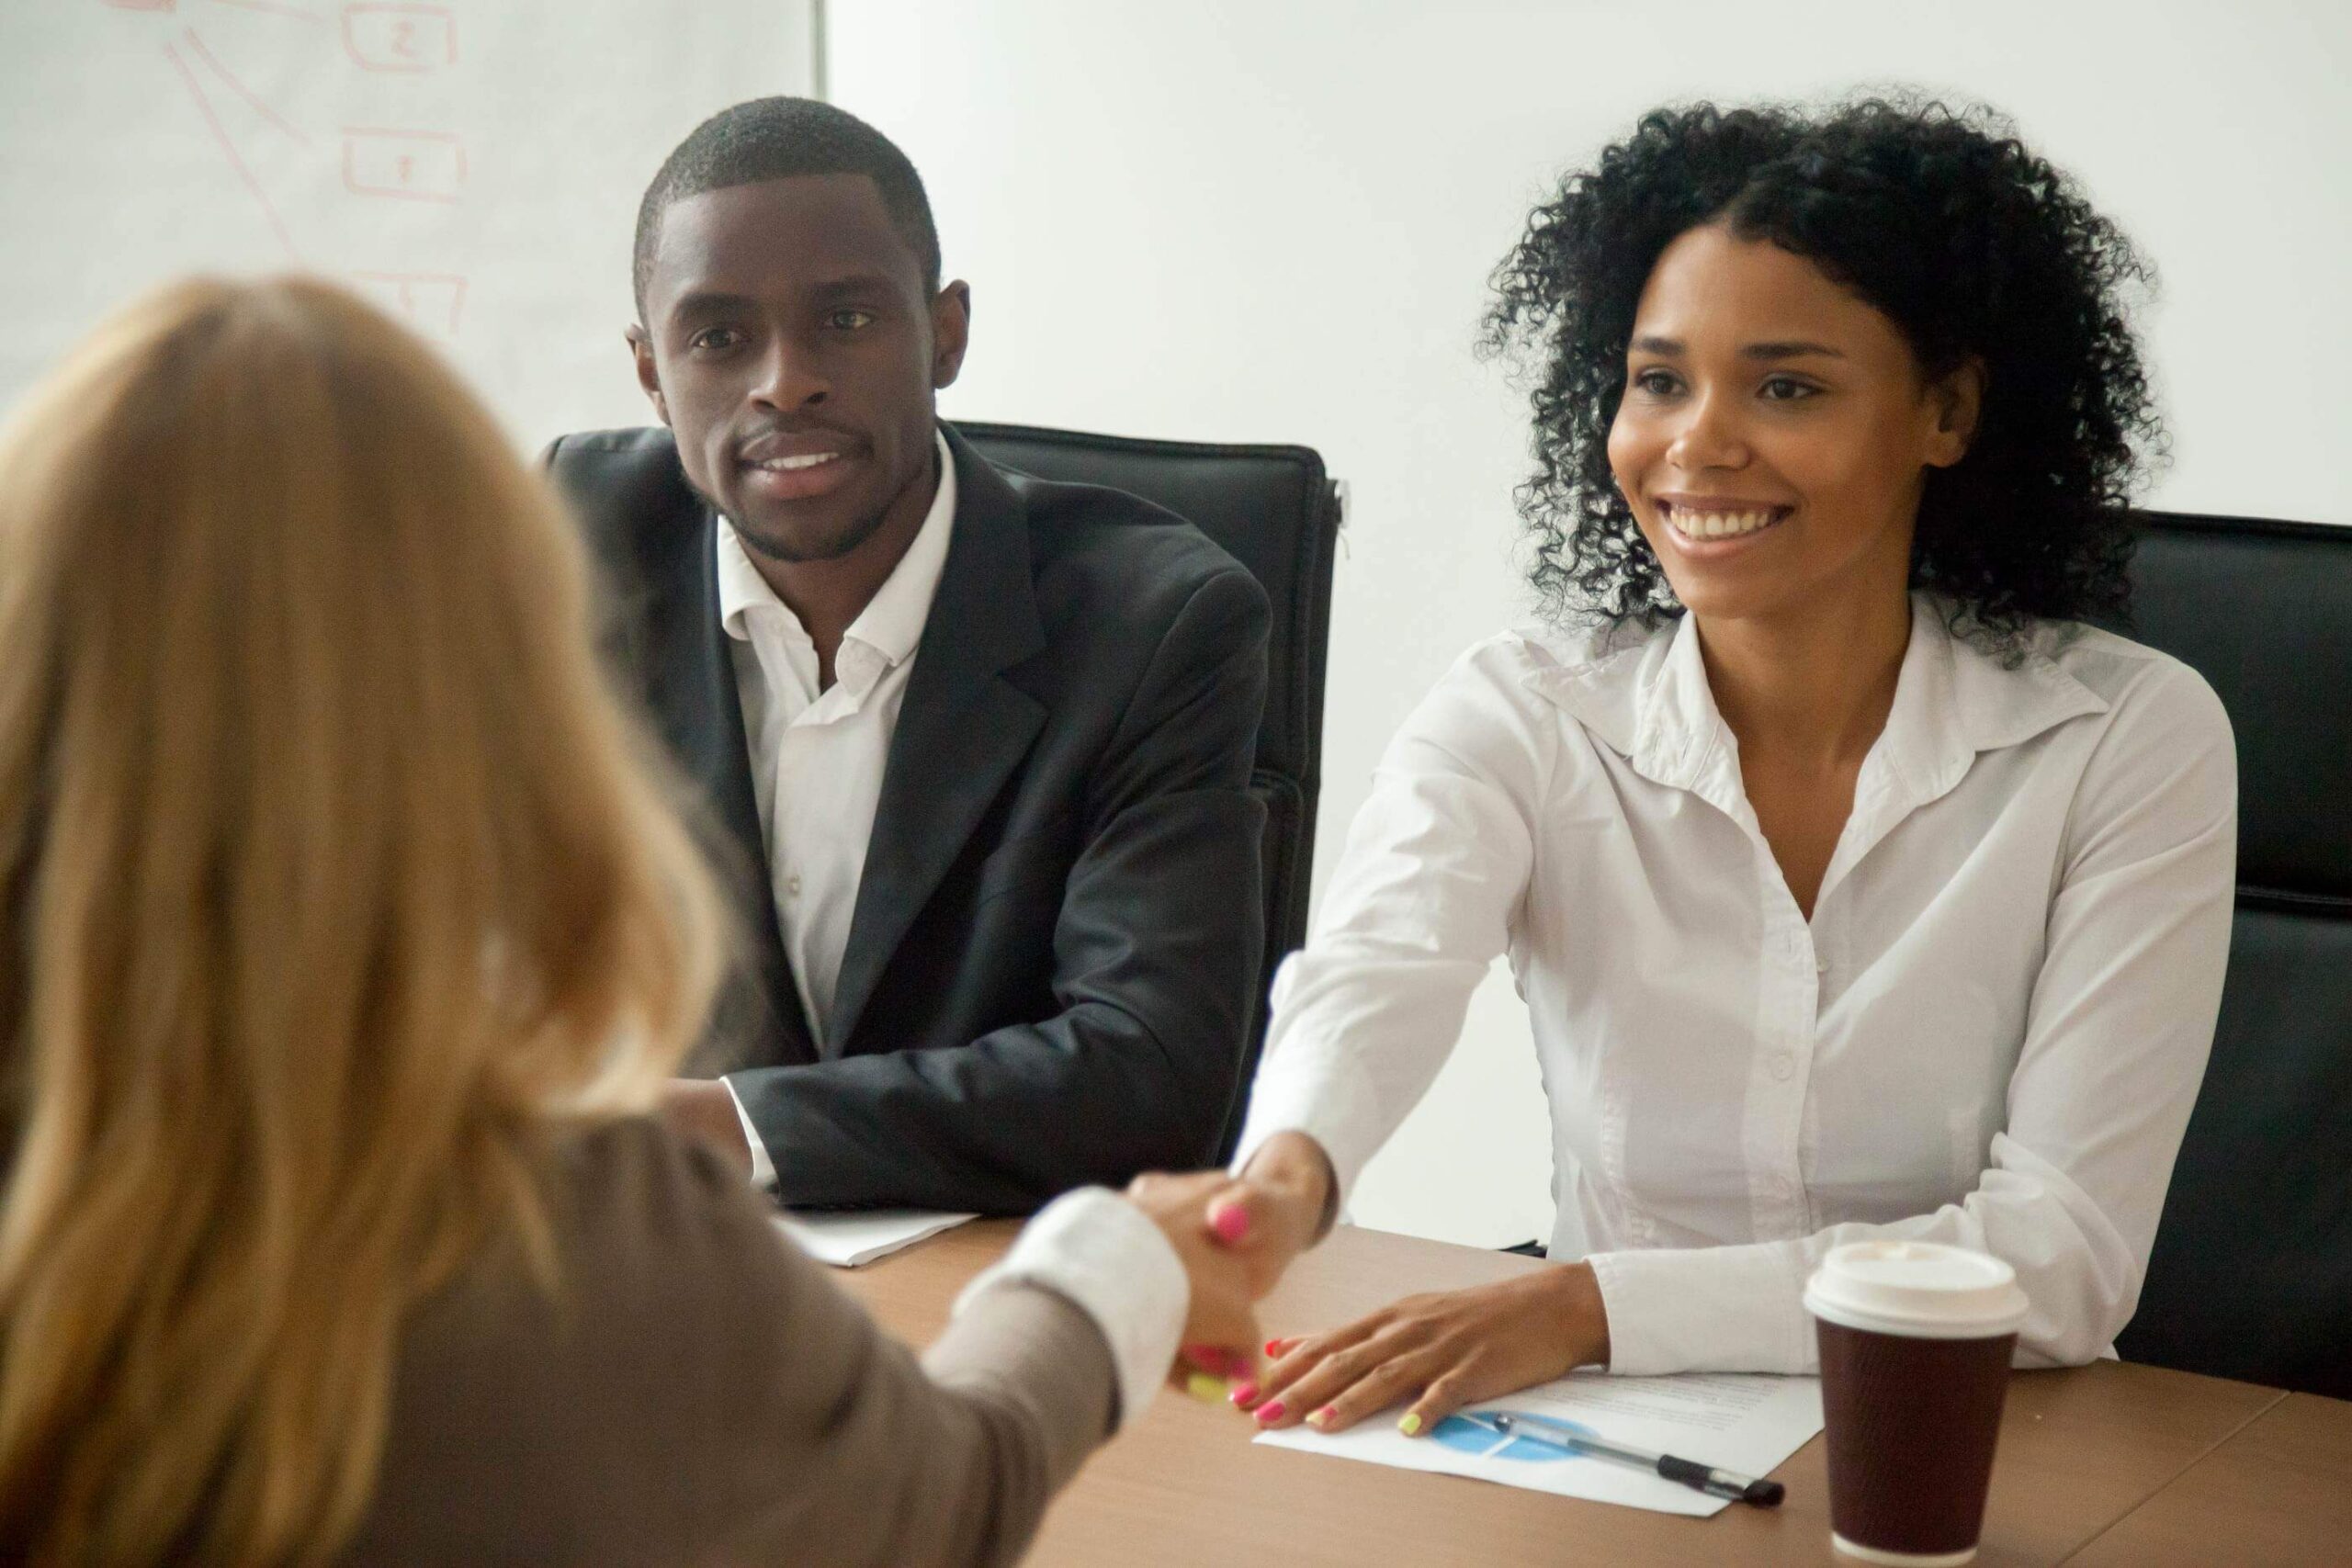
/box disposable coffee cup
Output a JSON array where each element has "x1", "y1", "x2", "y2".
[{"x1": 1803, "y1": 1241, "x2": 2030, "y2": 1566}]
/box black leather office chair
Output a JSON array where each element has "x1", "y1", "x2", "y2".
[
  {"x1": 957, "y1": 422, "x2": 1343, "y2": 1157},
  {"x1": 2100, "y1": 512, "x2": 2352, "y2": 1398}
]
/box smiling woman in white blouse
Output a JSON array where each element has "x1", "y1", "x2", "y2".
[{"x1": 1212, "y1": 97, "x2": 2237, "y2": 1440}]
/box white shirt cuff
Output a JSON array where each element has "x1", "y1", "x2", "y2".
[
  {"x1": 955, "y1": 1188, "x2": 1187, "y2": 1432},
  {"x1": 722, "y1": 1075, "x2": 777, "y2": 1190},
  {"x1": 1227, "y1": 1040, "x2": 1386, "y2": 1213},
  {"x1": 1586, "y1": 1241, "x2": 1816, "y2": 1376}
]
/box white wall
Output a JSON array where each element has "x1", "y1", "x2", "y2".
[
  {"x1": 0, "y1": 2, "x2": 816, "y2": 451},
  {"x1": 832, "y1": 0, "x2": 2352, "y2": 1248}
]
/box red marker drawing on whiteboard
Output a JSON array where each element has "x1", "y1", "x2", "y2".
[
  {"x1": 343, "y1": 4, "x2": 456, "y2": 72},
  {"x1": 164, "y1": 39, "x2": 300, "y2": 257},
  {"x1": 342, "y1": 128, "x2": 464, "y2": 202},
  {"x1": 184, "y1": 28, "x2": 310, "y2": 142},
  {"x1": 351, "y1": 272, "x2": 467, "y2": 334}
]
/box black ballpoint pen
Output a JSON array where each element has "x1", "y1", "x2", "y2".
[{"x1": 1461, "y1": 1411, "x2": 1786, "y2": 1507}]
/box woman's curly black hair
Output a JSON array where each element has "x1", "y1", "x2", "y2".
[{"x1": 1483, "y1": 97, "x2": 2161, "y2": 640}]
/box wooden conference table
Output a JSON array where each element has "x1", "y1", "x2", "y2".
[{"x1": 841, "y1": 1220, "x2": 2352, "y2": 1567}]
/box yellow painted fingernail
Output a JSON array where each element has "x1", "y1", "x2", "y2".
[
  {"x1": 1186, "y1": 1371, "x2": 1228, "y2": 1404},
  {"x1": 1397, "y1": 1412, "x2": 1422, "y2": 1436}
]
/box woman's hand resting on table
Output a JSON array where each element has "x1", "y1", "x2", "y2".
[{"x1": 1232, "y1": 1262, "x2": 1612, "y2": 1437}]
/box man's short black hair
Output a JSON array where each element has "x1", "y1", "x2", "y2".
[{"x1": 633, "y1": 96, "x2": 941, "y2": 320}]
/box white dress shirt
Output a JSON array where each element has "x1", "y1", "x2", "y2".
[
  {"x1": 714, "y1": 444, "x2": 1191, "y2": 1416},
  {"x1": 718, "y1": 432, "x2": 956, "y2": 1188},
  {"x1": 1235, "y1": 594, "x2": 2236, "y2": 1376}
]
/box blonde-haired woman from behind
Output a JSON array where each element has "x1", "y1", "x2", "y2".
[{"x1": 0, "y1": 276, "x2": 1260, "y2": 1567}]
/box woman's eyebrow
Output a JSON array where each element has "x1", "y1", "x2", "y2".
[
  {"x1": 1741, "y1": 340, "x2": 1846, "y2": 360},
  {"x1": 1627, "y1": 334, "x2": 1846, "y2": 360}
]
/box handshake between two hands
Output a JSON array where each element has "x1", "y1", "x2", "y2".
[
  {"x1": 660, "y1": 1078, "x2": 1613, "y2": 1438},
  {"x1": 1123, "y1": 1131, "x2": 1614, "y2": 1442},
  {"x1": 1121, "y1": 1130, "x2": 1334, "y2": 1403}
]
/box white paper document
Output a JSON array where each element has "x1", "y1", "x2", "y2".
[
  {"x1": 1256, "y1": 1371, "x2": 1824, "y2": 1517},
  {"x1": 774, "y1": 1209, "x2": 978, "y2": 1268}
]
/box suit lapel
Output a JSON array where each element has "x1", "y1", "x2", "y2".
[
  {"x1": 632, "y1": 484, "x2": 818, "y2": 1068},
  {"x1": 826, "y1": 428, "x2": 1047, "y2": 1055}
]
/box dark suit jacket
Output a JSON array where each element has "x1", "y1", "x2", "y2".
[{"x1": 544, "y1": 424, "x2": 1269, "y2": 1213}]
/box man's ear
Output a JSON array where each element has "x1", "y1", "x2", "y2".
[
  {"x1": 625, "y1": 323, "x2": 670, "y2": 426},
  {"x1": 931, "y1": 280, "x2": 972, "y2": 391},
  {"x1": 1925, "y1": 355, "x2": 1986, "y2": 469}
]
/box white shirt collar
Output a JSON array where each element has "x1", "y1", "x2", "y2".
[
  {"x1": 1528, "y1": 592, "x2": 2109, "y2": 807},
  {"x1": 717, "y1": 429, "x2": 958, "y2": 671}
]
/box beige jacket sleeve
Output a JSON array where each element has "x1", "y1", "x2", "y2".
[
  {"x1": 349, "y1": 1122, "x2": 1180, "y2": 1568},
  {"x1": 716, "y1": 1210, "x2": 1128, "y2": 1567}
]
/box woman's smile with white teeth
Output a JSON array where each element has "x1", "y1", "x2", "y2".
[{"x1": 1661, "y1": 501, "x2": 1788, "y2": 540}]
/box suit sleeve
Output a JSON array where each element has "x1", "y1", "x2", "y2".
[
  {"x1": 728, "y1": 565, "x2": 1271, "y2": 1211},
  {"x1": 704, "y1": 1188, "x2": 1164, "y2": 1566}
]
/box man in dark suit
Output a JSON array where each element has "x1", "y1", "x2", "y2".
[{"x1": 547, "y1": 97, "x2": 1268, "y2": 1213}]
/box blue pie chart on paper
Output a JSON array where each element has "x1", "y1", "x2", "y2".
[{"x1": 1430, "y1": 1411, "x2": 1601, "y2": 1463}]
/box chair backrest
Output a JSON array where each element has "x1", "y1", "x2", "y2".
[
  {"x1": 2102, "y1": 511, "x2": 2352, "y2": 1398},
  {"x1": 956, "y1": 421, "x2": 1342, "y2": 1156}
]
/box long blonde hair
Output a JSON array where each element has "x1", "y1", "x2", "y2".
[{"x1": 0, "y1": 276, "x2": 723, "y2": 1564}]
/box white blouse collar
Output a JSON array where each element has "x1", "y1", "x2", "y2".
[{"x1": 1524, "y1": 593, "x2": 2110, "y2": 822}]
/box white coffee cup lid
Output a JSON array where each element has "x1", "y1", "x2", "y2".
[{"x1": 1803, "y1": 1241, "x2": 2030, "y2": 1340}]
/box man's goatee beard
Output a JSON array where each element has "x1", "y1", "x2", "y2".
[{"x1": 681, "y1": 472, "x2": 893, "y2": 566}]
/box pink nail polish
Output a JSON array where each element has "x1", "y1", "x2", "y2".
[
  {"x1": 1306, "y1": 1405, "x2": 1337, "y2": 1428},
  {"x1": 1254, "y1": 1400, "x2": 1287, "y2": 1426},
  {"x1": 1209, "y1": 1202, "x2": 1251, "y2": 1245},
  {"x1": 1262, "y1": 1337, "x2": 1285, "y2": 1359},
  {"x1": 1228, "y1": 1381, "x2": 1260, "y2": 1408}
]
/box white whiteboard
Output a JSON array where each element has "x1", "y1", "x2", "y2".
[{"x1": 0, "y1": 1, "x2": 820, "y2": 450}]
